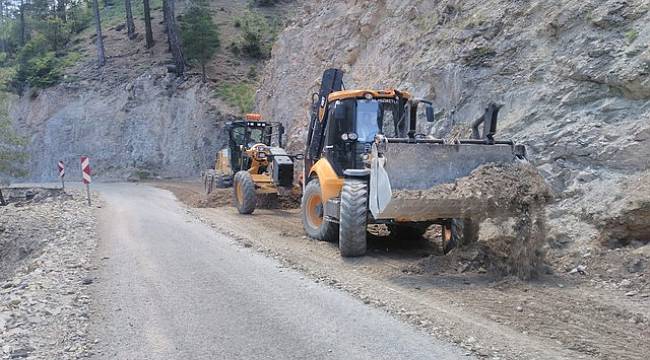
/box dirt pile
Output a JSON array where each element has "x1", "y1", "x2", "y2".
[
  {"x1": 393, "y1": 162, "x2": 552, "y2": 215},
  {"x1": 597, "y1": 171, "x2": 650, "y2": 247},
  {"x1": 398, "y1": 163, "x2": 552, "y2": 279},
  {"x1": 2, "y1": 187, "x2": 70, "y2": 205},
  {"x1": 153, "y1": 181, "x2": 302, "y2": 210}
]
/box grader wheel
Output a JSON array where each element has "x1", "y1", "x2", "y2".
[{"x1": 233, "y1": 171, "x2": 256, "y2": 214}]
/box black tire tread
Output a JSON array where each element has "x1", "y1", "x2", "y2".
[
  {"x1": 443, "y1": 218, "x2": 479, "y2": 254},
  {"x1": 339, "y1": 178, "x2": 368, "y2": 257},
  {"x1": 233, "y1": 171, "x2": 256, "y2": 214}
]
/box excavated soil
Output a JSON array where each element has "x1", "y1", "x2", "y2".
[
  {"x1": 395, "y1": 163, "x2": 553, "y2": 279},
  {"x1": 151, "y1": 180, "x2": 301, "y2": 210}
]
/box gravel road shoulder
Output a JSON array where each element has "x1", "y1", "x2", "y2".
[{"x1": 1, "y1": 188, "x2": 100, "y2": 359}]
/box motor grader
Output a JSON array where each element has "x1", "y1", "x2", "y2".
[
  {"x1": 229, "y1": 116, "x2": 302, "y2": 215},
  {"x1": 204, "y1": 114, "x2": 285, "y2": 194},
  {"x1": 301, "y1": 69, "x2": 527, "y2": 257}
]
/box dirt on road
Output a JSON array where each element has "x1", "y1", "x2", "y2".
[{"x1": 155, "y1": 180, "x2": 650, "y2": 360}]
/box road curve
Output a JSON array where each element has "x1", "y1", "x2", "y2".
[{"x1": 89, "y1": 183, "x2": 469, "y2": 359}]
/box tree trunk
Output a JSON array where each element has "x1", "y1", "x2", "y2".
[
  {"x1": 19, "y1": 0, "x2": 25, "y2": 46},
  {"x1": 0, "y1": 0, "x2": 6, "y2": 53},
  {"x1": 162, "y1": 0, "x2": 170, "y2": 50},
  {"x1": 163, "y1": 0, "x2": 184, "y2": 76},
  {"x1": 92, "y1": 0, "x2": 106, "y2": 66},
  {"x1": 124, "y1": 0, "x2": 135, "y2": 40},
  {"x1": 57, "y1": 0, "x2": 67, "y2": 22},
  {"x1": 0, "y1": 188, "x2": 5, "y2": 206},
  {"x1": 143, "y1": 0, "x2": 154, "y2": 48},
  {"x1": 201, "y1": 63, "x2": 207, "y2": 83}
]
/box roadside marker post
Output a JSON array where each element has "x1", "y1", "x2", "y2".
[
  {"x1": 57, "y1": 160, "x2": 65, "y2": 190},
  {"x1": 81, "y1": 156, "x2": 92, "y2": 206}
]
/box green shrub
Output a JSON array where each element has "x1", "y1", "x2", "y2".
[
  {"x1": 67, "y1": 1, "x2": 94, "y2": 34},
  {"x1": 625, "y1": 29, "x2": 639, "y2": 44},
  {"x1": 216, "y1": 83, "x2": 256, "y2": 114},
  {"x1": 234, "y1": 11, "x2": 277, "y2": 59},
  {"x1": 250, "y1": 0, "x2": 281, "y2": 6},
  {"x1": 24, "y1": 52, "x2": 63, "y2": 88}
]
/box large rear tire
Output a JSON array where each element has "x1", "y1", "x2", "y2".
[
  {"x1": 233, "y1": 171, "x2": 256, "y2": 214},
  {"x1": 214, "y1": 174, "x2": 226, "y2": 188},
  {"x1": 443, "y1": 218, "x2": 479, "y2": 254},
  {"x1": 301, "y1": 179, "x2": 338, "y2": 242},
  {"x1": 339, "y1": 178, "x2": 368, "y2": 257}
]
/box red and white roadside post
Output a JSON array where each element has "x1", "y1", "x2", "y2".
[
  {"x1": 81, "y1": 156, "x2": 92, "y2": 206},
  {"x1": 57, "y1": 160, "x2": 65, "y2": 190}
]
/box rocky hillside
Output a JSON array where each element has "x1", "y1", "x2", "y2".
[
  {"x1": 9, "y1": 0, "x2": 286, "y2": 181},
  {"x1": 257, "y1": 0, "x2": 649, "y2": 258},
  {"x1": 8, "y1": 0, "x2": 649, "y2": 259}
]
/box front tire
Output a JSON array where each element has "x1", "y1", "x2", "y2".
[
  {"x1": 233, "y1": 171, "x2": 256, "y2": 214},
  {"x1": 339, "y1": 178, "x2": 368, "y2": 257},
  {"x1": 301, "y1": 179, "x2": 338, "y2": 242},
  {"x1": 443, "y1": 218, "x2": 479, "y2": 254}
]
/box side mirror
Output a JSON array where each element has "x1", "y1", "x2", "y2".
[{"x1": 425, "y1": 104, "x2": 435, "y2": 123}]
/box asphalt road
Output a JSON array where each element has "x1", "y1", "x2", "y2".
[{"x1": 90, "y1": 183, "x2": 469, "y2": 359}]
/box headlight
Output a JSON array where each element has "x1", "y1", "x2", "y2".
[
  {"x1": 257, "y1": 152, "x2": 267, "y2": 159},
  {"x1": 341, "y1": 132, "x2": 358, "y2": 141}
]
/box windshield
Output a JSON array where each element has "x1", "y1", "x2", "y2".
[
  {"x1": 231, "y1": 125, "x2": 268, "y2": 146},
  {"x1": 356, "y1": 100, "x2": 380, "y2": 142},
  {"x1": 249, "y1": 129, "x2": 264, "y2": 144}
]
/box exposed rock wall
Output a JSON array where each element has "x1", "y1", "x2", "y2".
[
  {"x1": 11, "y1": 69, "x2": 232, "y2": 181},
  {"x1": 257, "y1": 0, "x2": 650, "y2": 255}
]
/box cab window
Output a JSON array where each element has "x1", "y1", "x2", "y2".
[{"x1": 356, "y1": 100, "x2": 380, "y2": 142}]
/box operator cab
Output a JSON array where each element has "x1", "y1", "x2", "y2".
[
  {"x1": 319, "y1": 90, "x2": 431, "y2": 175},
  {"x1": 226, "y1": 114, "x2": 284, "y2": 173}
]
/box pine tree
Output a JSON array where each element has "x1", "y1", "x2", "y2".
[
  {"x1": 0, "y1": 94, "x2": 27, "y2": 205},
  {"x1": 163, "y1": 0, "x2": 183, "y2": 76},
  {"x1": 124, "y1": 0, "x2": 135, "y2": 40},
  {"x1": 143, "y1": 0, "x2": 153, "y2": 48},
  {"x1": 19, "y1": 0, "x2": 25, "y2": 46},
  {"x1": 180, "y1": 4, "x2": 219, "y2": 82},
  {"x1": 91, "y1": 0, "x2": 105, "y2": 66}
]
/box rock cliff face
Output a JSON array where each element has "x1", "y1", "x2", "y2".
[
  {"x1": 257, "y1": 0, "x2": 649, "y2": 254},
  {"x1": 11, "y1": 69, "x2": 231, "y2": 181}
]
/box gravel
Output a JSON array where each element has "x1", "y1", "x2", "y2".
[{"x1": 0, "y1": 189, "x2": 99, "y2": 359}]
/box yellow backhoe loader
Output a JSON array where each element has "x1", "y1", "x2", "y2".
[{"x1": 301, "y1": 69, "x2": 527, "y2": 257}]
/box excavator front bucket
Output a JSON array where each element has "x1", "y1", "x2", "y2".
[{"x1": 369, "y1": 141, "x2": 523, "y2": 222}]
